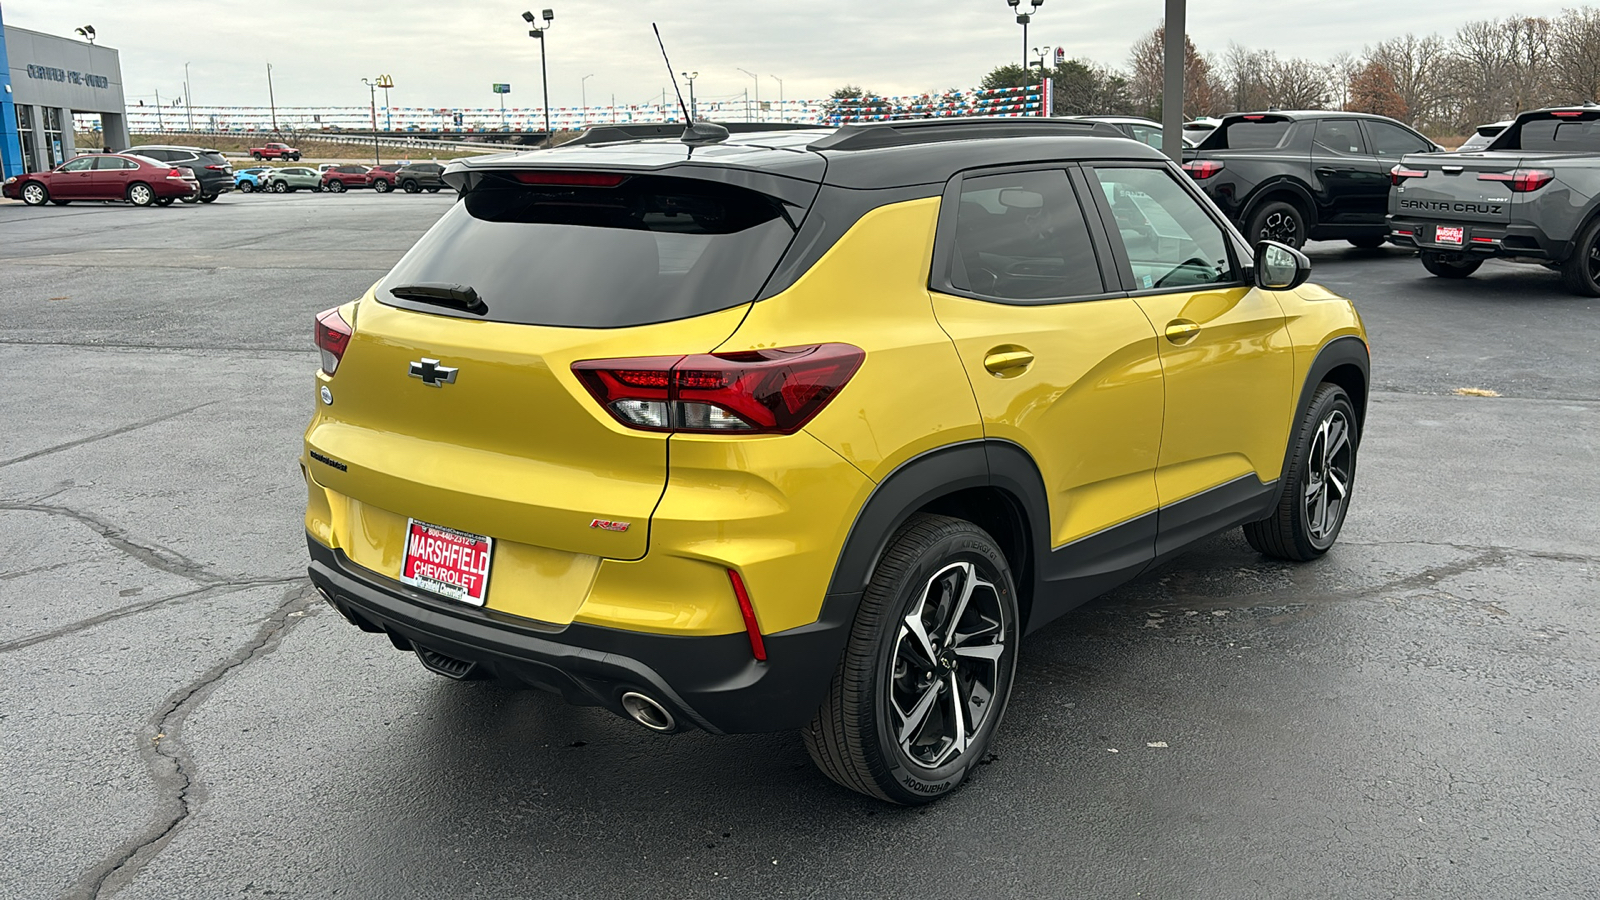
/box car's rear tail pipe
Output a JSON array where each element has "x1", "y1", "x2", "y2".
[{"x1": 620, "y1": 691, "x2": 676, "y2": 732}]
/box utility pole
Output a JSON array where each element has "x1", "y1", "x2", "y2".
[
  {"x1": 155, "y1": 88, "x2": 164, "y2": 131},
  {"x1": 737, "y1": 68, "x2": 759, "y2": 122},
  {"x1": 581, "y1": 73, "x2": 594, "y2": 127},
  {"x1": 382, "y1": 81, "x2": 393, "y2": 130},
  {"x1": 266, "y1": 63, "x2": 278, "y2": 133},
  {"x1": 769, "y1": 74, "x2": 784, "y2": 123},
  {"x1": 183, "y1": 62, "x2": 194, "y2": 132},
  {"x1": 523, "y1": 10, "x2": 555, "y2": 147},
  {"x1": 1162, "y1": 0, "x2": 1186, "y2": 162},
  {"x1": 361, "y1": 77, "x2": 381, "y2": 165},
  {"x1": 681, "y1": 71, "x2": 698, "y2": 121}
]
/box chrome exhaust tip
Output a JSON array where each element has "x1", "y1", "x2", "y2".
[{"x1": 620, "y1": 691, "x2": 676, "y2": 732}]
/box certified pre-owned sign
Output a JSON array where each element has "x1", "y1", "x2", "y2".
[{"x1": 24, "y1": 64, "x2": 110, "y2": 89}]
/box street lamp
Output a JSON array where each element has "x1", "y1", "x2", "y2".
[
  {"x1": 581, "y1": 73, "x2": 594, "y2": 128},
  {"x1": 522, "y1": 9, "x2": 555, "y2": 147},
  {"x1": 769, "y1": 74, "x2": 784, "y2": 123},
  {"x1": 74, "y1": 25, "x2": 96, "y2": 45},
  {"x1": 380, "y1": 77, "x2": 394, "y2": 131},
  {"x1": 1006, "y1": 0, "x2": 1044, "y2": 85},
  {"x1": 184, "y1": 62, "x2": 194, "y2": 132},
  {"x1": 361, "y1": 77, "x2": 383, "y2": 165},
  {"x1": 737, "y1": 67, "x2": 759, "y2": 123},
  {"x1": 681, "y1": 71, "x2": 699, "y2": 121},
  {"x1": 266, "y1": 63, "x2": 278, "y2": 133}
]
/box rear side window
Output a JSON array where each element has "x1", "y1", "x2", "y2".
[
  {"x1": 1363, "y1": 121, "x2": 1431, "y2": 157},
  {"x1": 1314, "y1": 119, "x2": 1368, "y2": 156},
  {"x1": 946, "y1": 170, "x2": 1103, "y2": 301},
  {"x1": 1517, "y1": 118, "x2": 1600, "y2": 151},
  {"x1": 378, "y1": 173, "x2": 798, "y2": 328},
  {"x1": 198, "y1": 152, "x2": 228, "y2": 166},
  {"x1": 1222, "y1": 119, "x2": 1292, "y2": 149}
]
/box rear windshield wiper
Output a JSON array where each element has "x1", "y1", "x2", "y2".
[{"x1": 388, "y1": 283, "x2": 487, "y2": 315}]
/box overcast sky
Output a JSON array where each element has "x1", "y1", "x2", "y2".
[{"x1": 2, "y1": 0, "x2": 1579, "y2": 110}]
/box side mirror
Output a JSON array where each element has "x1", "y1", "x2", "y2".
[{"x1": 1253, "y1": 240, "x2": 1311, "y2": 291}]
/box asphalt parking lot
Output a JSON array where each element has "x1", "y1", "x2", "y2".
[{"x1": 1, "y1": 191, "x2": 1596, "y2": 899}]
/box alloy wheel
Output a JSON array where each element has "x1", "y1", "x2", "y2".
[
  {"x1": 1260, "y1": 211, "x2": 1299, "y2": 246},
  {"x1": 129, "y1": 184, "x2": 153, "y2": 206},
  {"x1": 889, "y1": 561, "x2": 1008, "y2": 770},
  {"x1": 1587, "y1": 240, "x2": 1600, "y2": 283},
  {"x1": 1302, "y1": 409, "x2": 1353, "y2": 542},
  {"x1": 21, "y1": 183, "x2": 45, "y2": 205}
]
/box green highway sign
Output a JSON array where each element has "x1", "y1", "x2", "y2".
[{"x1": 492, "y1": 83, "x2": 511, "y2": 94}]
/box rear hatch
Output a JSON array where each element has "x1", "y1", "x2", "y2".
[{"x1": 307, "y1": 166, "x2": 811, "y2": 562}]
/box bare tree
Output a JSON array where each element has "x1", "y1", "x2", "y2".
[
  {"x1": 1551, "y1": 7, "x2": 1600, "y2": 103},
  {"x1": 1327, "y1": 52, "x2": 1360, "y2": 110},
  {"x1": 1128, "y1": 25, "x2": 1225, "y2": 118},
  {"x1": 1365, "y1": 34, "x2": 1449, "y2": 127},
  {"x1": 1264, "y1": 57, "x2": 1333, "y2": 109}
]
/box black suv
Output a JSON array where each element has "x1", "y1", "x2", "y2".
[
  {"x1": 124, "y1": 145, "x2": 234, "y2": 203},
  {"x1": 1182, "y1": 111, "x2": 1440, "y2": 249},
  {"x1": 394, "y1": 162, "x2": 446, "y2": 193}
]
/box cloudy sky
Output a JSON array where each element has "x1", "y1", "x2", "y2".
[{"x1": 2, "y1": 0, "x2": 1578, "y2": 110}]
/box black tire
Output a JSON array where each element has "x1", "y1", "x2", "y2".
[
  {"x1": 803, "y1": 514, "x2": 1019, "y2": 805},
  {"x1": 1244, "y1": 383, "x2": 1358, "y2": 561},
  {"x1": 155, "y1": 197, "x2": 175, "y2": 207},
  {"x1": 1559, "y1": 216, "x2": 1600, "y2": 297},
  {"x1": 426, "y1": 186, "x2": 440, "y2": 193},
  {"x1": 198, "y1": 193, "x2": 217, "y2": 204},
  {"x1": 1420, "y1": 251, "x2": 1483, "y2": 279},
  {"x1": 1247, "y1": 199, "x2": 1307, "y2": 250},
  {"x1": 238, "y1": 181, "x2": 253, "y2": 193},
  {"x1": 373, "y1": 179, "x2": 391, "y2": 193},
  {"x1": 1348, "y1": 236, "x2": 1386, "y2": 250},
  {"x1": 402, "y1": 179, "x2": 420, "y2": 194},
  {"x1": 291, "y1": 154, "x2": 301, "y2": 161},
  {"x1": 272, "y1": 181, "x2": 288, "y2": 193},
  {"x1": 50, "y1": 199, "x2": 70, "y2": 206},
  {"x1": 126, "y1": 182, "x2": 155, "y2": 207},
  {"x1": 20, "y1": 181, "x2": 48, "y2": 206},
  {"x1": 252, "y1": 152, "x2": 263, "y2": 160},
  {"x1": 329, "y1": 180, "x2": 346, "y2": 193}
]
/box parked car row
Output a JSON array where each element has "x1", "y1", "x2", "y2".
[
  {"x1": 1174, "y1": 105, "x2": 1600, "y2": 296},
  {"x1": 234, "y1": 161, "x2": 448, "y2": 194}
]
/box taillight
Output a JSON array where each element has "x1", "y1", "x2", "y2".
[
  {"x1": 1181, "y1": 160, "x2": 1224, "y2": 179},
  {"x1": 167, "y1": 168, "x2": 184, "y2": 178},
  {"x1": 206, "y1": 164, "x2": 226, "y2": 170},
  {"x1": 572, "y1": 344, "x2": 865, "y2": 435},
  {"x1": 512, "y1": 171, "x2": 628, "y2": 186},
  {"x1": 314, "y1": 307, "x2": 352, "y2": 375},
  {"x1": 1478, "y1": 169, "x2": 1554, "y2": 192},
  {"x1": 1390, "y1": 165, "x2": 1428, "y2": 185}
]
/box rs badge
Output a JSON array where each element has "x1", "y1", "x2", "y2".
[{"x1": 589, "y1": 519, "x2": 630, "y2": 532}]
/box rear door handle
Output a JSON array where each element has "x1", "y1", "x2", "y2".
[
  {"x1": 1165, "y1": 320, "x2": 1201, "y2": 343},
  {"x1": 1314, "y1": 166, "x2": 1338, "y2": 177},
  {"x1": 983, "y1": 348, "x2": 1034, "y2": 375}
]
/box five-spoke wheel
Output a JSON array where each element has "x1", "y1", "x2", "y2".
[{"x1": 1245, "y1": 382, "x2": 1359, "y2": 560}]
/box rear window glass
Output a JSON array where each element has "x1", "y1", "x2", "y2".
[
  {"x1": 1222, "y1": 120, "x2": 1291, "y2": 149},
  {"x1": 199, "y1": 151, "x2": 227, "y2": 165},
  {"x1": 378, "y1": 174, "x2": 798, "y2": 328},
  {"x1": 1516, "y1": 118, "x2": 1600, "y2": 151}
]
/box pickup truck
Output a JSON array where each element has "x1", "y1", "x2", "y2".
[
  {"x1": 1388, "y1": 105, "x2": 1600, "y2": 296},
  {"x1": 250, "y1": 141, "x2": 301, "y2": 161}
]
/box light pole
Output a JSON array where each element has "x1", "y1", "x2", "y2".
[
  {"x1": 522, "y1": 9, "x2": 555, "y2": 146},
  {"x1": 266, "y1": 63, "x2": 278, "y2": 133},
  {"x1": 74, "y1": 26, "x2": 95, "y2": 45},
  {"x1": 769, "y1": 74, "x2": 784, "y2": 123},
  {"x1": 737, "y1": 67, "x2": 759, "y2": 122},
  {"x1": 183, "y1": 62, "x2": 194, "y2": 132},
  {"x1": 681, "y1": 71, "x2": 698, "y2": 121},
  {"x1": 1006, "y1": 0, "x2": 1044, "y2": 86},
  {"x1": 361, "y1": 77, "x2": 381, "y2": 165},
  {"x1": 581, "y1": 73, "x2": 594, "y2": 127},
  {"x1": 381, "y1": 80, "x2": 393, "y2": 131},
  {"x1": 1033, "y1": 45, "x2": 1052, "y2": 114}
]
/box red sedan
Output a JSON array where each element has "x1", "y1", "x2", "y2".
[{"x1": 3, "y1": 154, "x2": 198, "y2": 207}]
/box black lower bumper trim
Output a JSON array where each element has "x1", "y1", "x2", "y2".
[{"x1": 306, "y1": 535, "x2": 852, "y2": 734}]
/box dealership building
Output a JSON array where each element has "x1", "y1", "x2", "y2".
[{"x1": 1, "y1": 10, "x2": 130, "y2": 178}]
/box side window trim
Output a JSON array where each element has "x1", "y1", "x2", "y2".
[
  {"x1": 1080, "y1": 160, "x2": 1251, "y2": 297},
  {"x1": 929, "y1": 163, "x2": 1124, "y2": 306}
]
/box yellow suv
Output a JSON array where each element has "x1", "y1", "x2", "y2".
[{"x1": 304, "y1": 119, "x2": 1368, "y2": 804}]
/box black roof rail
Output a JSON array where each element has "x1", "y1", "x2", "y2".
[
  {"x1": 562, "y1": 121, "x2": 824, "y2": 147},
  {"x1": 809, "y1": 116, "x2": 1126, "y2": 151}
]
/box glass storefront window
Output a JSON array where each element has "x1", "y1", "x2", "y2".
[
  {"x1": 16, "y1": 106, "x2": 37, "y2": 173},
  {"x1": 43, "y1": 108, "x2": 63, "y2": 167}
]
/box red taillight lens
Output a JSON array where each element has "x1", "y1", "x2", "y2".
[
  {"x1": 1181, "y1": 160, "x2": 1224, "y2": 179},
  {"x1": 167, "y1": 168, "x2": 183, "y2": 177},
  {"x1": 314, "y1": 307, "x2": 353, "y2": 375},
  {"x1": 512, "y1": 171, "x2": 628, "y2": 186},
  {"x1": 572, "y1": 344, "x2": 865, "y2": 435},
  {"x1": 1390, "y1": 165, "x2": 1428, "y2": 185},
  {"x1": 1478, "y1": 169, "x2": 1554, "y2": 192}
]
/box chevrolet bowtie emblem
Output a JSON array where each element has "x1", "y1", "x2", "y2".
[{"x1": 409, "y1": 358, "x2": 458, "y2": 387}]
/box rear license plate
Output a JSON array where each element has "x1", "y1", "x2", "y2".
[
  {"x1": 401, "y1": 519, "x2": 492, "y2": 606},
  {"x1": 1435, "y1": 225, "x2": 1464, "y2": 245}
]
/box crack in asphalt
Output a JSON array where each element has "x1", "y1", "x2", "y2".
[
  {"x1": 0, "y1": 501, "x2": 226, "y2": 585},
  {"x1": 66, "y1": 580, "x2": 318, "y2": 900},
  {"x1": 0, "y1": 338, "x2": 311, "y2": 353},
  {"x1": 0, "y1": 402, "x2": 217, "y2": 471},
  {"x1": 0, "y1": 577, "x2": 305, "y2": 655}
]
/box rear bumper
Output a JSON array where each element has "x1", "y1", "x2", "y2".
[
  {"x1": 1388, "y1": 215, "x2": 1569, "y2": 261},
  {"x1": 306, "y1": 534, "x2": 851, "y2": 734}
]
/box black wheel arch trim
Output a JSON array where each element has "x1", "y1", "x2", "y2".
[
  {"x1": 1274, "y1": 335, "x2": 1369, "y2": 507},
  {"x1": 1242, "y1": 179, "x2": 1318, "y2": 232}
]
